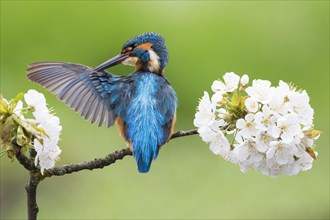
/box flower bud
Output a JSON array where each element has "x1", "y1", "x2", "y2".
[{"x1": 240, "y1": 74, "x2": 249, "y2": 86}]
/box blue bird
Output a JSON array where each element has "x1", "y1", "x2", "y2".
[{"x1": 27, "y1": 32, "x2": 177, "y2": 173}]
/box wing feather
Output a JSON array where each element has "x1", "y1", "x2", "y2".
[
  {"x1": 90, "y1": 102, "x2": 103, "y2": 124},
  {"x1": 78, "y1": 92, "x2": 94, "y2": 116},
  {"x1": 97, "y1": 105, "x2": 106, "y2": 127},
  {"x1": 82, "y1": 94, "x2": 97, "y2": 120},
  {"x1": 72, "y1": 87, "x2": 91, "y2": 111},
  {"x1": 27, "y1": 61, "x2": 120, "y2": 127},
  {"x1": 66, "y1": 82, "x2": 87, "y2": 106}
]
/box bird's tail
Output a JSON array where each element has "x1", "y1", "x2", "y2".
[
  {"x1": 133, "y1": 141, "x2": 159, "y2": 173},
  {"x1": 137, "y1": 157, "x2": 153, "y2": 173}
]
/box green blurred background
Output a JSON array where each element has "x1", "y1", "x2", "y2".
[{"x1": 1, "y1": 1, "x2": 329, "y2": 219}]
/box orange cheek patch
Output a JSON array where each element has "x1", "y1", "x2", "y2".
[{"x1": 136, "y1": 42, "x2": 153, "y2": 50}]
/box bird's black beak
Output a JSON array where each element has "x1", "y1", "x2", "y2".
[{"x1": 94, "y1": 52, "x2": 131, "y2": 71}]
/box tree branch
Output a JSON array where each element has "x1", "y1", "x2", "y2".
[
  {"x1": 14, "y1": 144, "x2": 40, "y2": 220},
  {"x1": 169, "y1": 129, "x2": 198, "y2": 140},
  {"x1": 14, "y1": 129, "x2": 198, "y2": 220},
  {"x1": 25, "y1": 174, "x2": 40, "y2": 220},
  {"x1": 47, "y1": 148, "x2": 132, "y2": 176},
  {"x1": 46, "y1": 129, "x2": 198, "y2": 177},
  {"x1": 16, "y1": 150, "x2": 36, "y2": 172}
]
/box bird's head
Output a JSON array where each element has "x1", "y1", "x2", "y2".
[{"x1": 95, "y1": 32, "x2": 168, "y2": 75}]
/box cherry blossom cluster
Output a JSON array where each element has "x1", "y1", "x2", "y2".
[
  {"x1": 194, "y1": 72, "x2": 320, "y2": 177},
  {"x1": 1, "y1": 90, "x2": 62, "y2": 174},
  {"x1": 24, "y1": 90, "x2": 62, "y2": 174}
]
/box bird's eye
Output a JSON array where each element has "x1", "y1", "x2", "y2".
[{"x1": 122, "y1": 47, "x2": 133, "y2": 53}]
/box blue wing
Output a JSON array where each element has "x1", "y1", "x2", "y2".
[
  {"x1": 27, "y1": 63, "x2": 177, "y2": 173},
  {"x1": 27, "y1": 61, "x2": 132, "y2": 127}
]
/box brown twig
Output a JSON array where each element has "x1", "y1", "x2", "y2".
[
  {"x1": 47, "y1": 148, "x2": 132, "y2": 176},
  {"x1": 47, "y1": 129, "x2": 198, "y2": 177},
  {"x1": 170, "y1": 129, "x2": 198, "y2": 139}
]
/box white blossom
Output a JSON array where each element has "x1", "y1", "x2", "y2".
[
  {"x1": 222, "y1": 72, "x2": 240, "y2": 92},
  {"x1": 41, "y1": 115, "x2": 62, "y2": 142},
  {"x1": 24, "y1": 90, "x2": 47, "y2": 110},
  {"x1": 245, "y1": 79, "x2": 275, "y2": 104},
  {"x1": 23, "y1": 90, "x2": 62, "y2": 175},
  {"x1": 198, "y1": 119, "x2": 227, "y2": 143},
  {"x1": 212, "y1": 72, "x2": 240, "y2": 93},
  {"x1": 197, "y1": 126, "x2": 217, "y2": 143},
  {"x1": 13, "y1": 100, "x2": 25, "y2": 119},
  {"x1": 194, "y1": 73, "x2": 319, "y2": 177},
  {"x1": 254, "y1": 132, "x2": 272, "y2": 153},
  {"x1": 211, "y1": 80, "x2": 226, "y2": 93},
  {"x1": 34, "y1": 139, "x2": 61, "y2": 174},
  {"x1": 24, "y1": 89, "x2": 50, "y2": 123},
  {"x1": 33, "y1": 116, "x2": 62, "y2": 174},
  {"x1": 211, "y1": 91, "x2": 225, "y2": 107},
  {"x1": 267, "y1": 141, "x2": 294, "y2": 165},
  {"x1": 236, "y1": 114, "x2": 258, "y2": 138},
  {"x1": 234, "y1": 141, "x2": 264, "y2": 172},
  {"x1": 245, "y1": 97, "x2": 259, "y2": 113},
  {"x1": 194, "y1": 92, "x2": 215, "y2": 128},
  {"x1": 276, "y1": 113, "x2": 303, "y2": 143},
  {"x1": 287, "y1": 90, "x2": 314, "y2": 126},
  {"x1": 295, "y1": 152, "x2": 316, "y2": 171},
  {"x1": 272, "y1": 80, "x2": 290, "y2": 108},
  {"x1": 254, "y1": 105, "x2": 277, "y2": 132},
  {"x1": 209, "y1": 126, "x2": 230, "y2": 156}
]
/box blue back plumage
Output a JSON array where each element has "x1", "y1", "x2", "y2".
[{"x1": 120, "y1": 72, "x2": 177, "y2": 172}]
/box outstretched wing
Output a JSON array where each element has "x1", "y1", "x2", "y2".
[{"x1": 27, "y1": 61, "x2": 124, "y2": 127}]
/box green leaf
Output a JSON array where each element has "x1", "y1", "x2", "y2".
[
  {"x1": 231, "y1": 90, "x2": 240, "y2": 107},
  {"x1": 14, "y1": 92, "x2": 24, "y2": 103},
  {"x1": 0, "y1": 94, "x2": 9, "y2": 114},
  {"x1": 4, "y1": 92, "x2": 24, "y2": 114},
  {"x1": 16, "y1": 125, "x2": 26, "y2": 146},
  {"x1": 306, "y1": 130, "x2": 322, "y2": 139},
  {"x1": 240, "y1": 96, "x2": 247, "y2": 106},
  {"x1": 31, "y1": 123, "x2": 49, "y2": 138},
  {"x1": 0, "y1": 116, "x2": 17, "y2": 150}
]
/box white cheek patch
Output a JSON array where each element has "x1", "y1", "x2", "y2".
[
  {"x1": 148, "y1": 49, "x2": 160, "y2": 72},
  {"x1": 122, "y1": 49, "x2": 161, "y2": 72},
  {"x1": 122, "y1": 57, "x2": 138, "y2": 66}
]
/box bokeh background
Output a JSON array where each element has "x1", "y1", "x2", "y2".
[{"x1": 1, "y1": 1, "x2": 329, "y2": 219}]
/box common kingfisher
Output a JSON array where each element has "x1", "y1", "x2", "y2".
[{"x1": 27, "y1": 32, "x2": 177, "y2": 173}]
